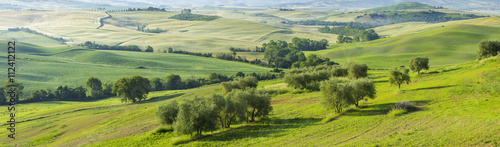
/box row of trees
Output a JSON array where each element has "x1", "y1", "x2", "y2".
[
  {"x1": 318, "y1": 26, "x2": 379, "y2": 43},
  {"x1": 287, "y1": 20, "x2": 379, "y2": 30},
  {"x1": 137, "y1": 25, "x2": 167, "y2": 33},
  {"x1": 22, "y1": 77, "x2": 114, "y2": 102},
  {"x1": 284, "y1": 62, "x2": 368, "y2": 90},
  {"x1": 8, "y1": 27, "x2": 66, "y2": 44},
  {"x1": 78, "y1": 41, "x2": 142, "y2": 52},
  {"x1": 170, "y1": 50, "x2": 213, "y2": 57},
  {"x1": 362, "y1": 11, "x2": 487, "y2": 24},
  {"x1": 169, "y1": 9, "x2": 220, "y2": 21},
  {"x1": 126, "y1": 7, "x2": 167, "y2": 11},
  {"x1": 156, "y1": 78, "x2": 272, "y2": 135},
  {"x1": 291, "y1": 54, "x2": 338, "y2": 68}
]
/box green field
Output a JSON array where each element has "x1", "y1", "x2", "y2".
[{"x1": 2, "y1": 57, "x2": 498, "y2": 146}]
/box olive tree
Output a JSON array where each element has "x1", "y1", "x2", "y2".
[
  {"x1": 320, "y1": 78, "x2": 353, "y2": 113},
  {"x1": 174, "y1": 96, "x2": 218, "y2": 136},
  {"x1": 85, "y1": 77, "x2": 103, "y2": 98},
  {"x1": 409, "y1": 57, "x2": 429, "y2": 74},
  {"x1": 477, "y1": 40, "x2": 500, "y2": 60},
  {"x1": 350, "y1": 78, "x2": 376, "y2": 107},
  {"x1": 156, "y1": 101, "x2": 179, "y2": 127},
  {"x1": 388, "y1": 67, "x2": 411, "y2": 89}
]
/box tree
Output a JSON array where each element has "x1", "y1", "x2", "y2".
[
  {"x1": 85, "y1": 77, "x2": 103, "y2": 98},
  {"x1": 388, "y1": 67, "x2": 411, "y2": 89},
  {"x1": 174, "y1": 96, "x2": 218, "y2": 136},
  {"x1": 350, "y1": 78, "x2": 376, "y2": 107},
  {"x1": 348, "y1": 63, "x2": 368, "y2": 79},
  {"x1": 168, "y1": 47, "x2": 173, "y2": 53},
  {"x1": 156, "y1": 101, "x2": 179, "y2": 127},
  {"x1": 409, "y1": 57, "x2": 429, "y2": 74},
  {"x1": 113, "y1": 76, "x2": 150, "y2": 103},
  {"x1": 102, "y1": 82, "x2": 114, "y2": 97},
  {"x1": 235, "y1": 72, "x2": 245, "y2": 78},
  {"x1": 337, "y1": 35, "x2": 344, "y2": 44},
  {"x1": 0, "y1": 87, "x2": 6, "y2": 105},
  {"x1": 209, "y1": 94, "x2": 245, "y2": 128},
  {"x1": 145, "y1": 45, "x2": 154, "y2": 52},
  {"x1": 3, "y1": 81, "x2": 23, "y2": 102},
  {"x1": 150, "y1": 77, "x2": 165, "y2": 91},
  {"x1": 320, "y1": 78, "x2": 353, "y2": 113},
  {"x1": 477, "y1": 40, "x2": 500, "y2": 60},
  {"x1": 231, "y1": 88, "x2": 272, "y2": 122},
  {"x1": 165, "y1": 74, "x2": 184, "y2": 90},
  {"x1": 181, "y1": 9, "x2": 191, "y2": 14}
]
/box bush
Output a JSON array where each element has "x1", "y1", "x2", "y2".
[
  {"x1": 152, "y1": 127, "x2": 173, "y2": 134},
  {"x1": 388, "y1": 101, "x2": 418, "y2": 116}
]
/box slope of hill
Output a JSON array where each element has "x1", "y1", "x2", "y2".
[
  {"x1": 310, "y1": 23, "x2": 500, "y2": 69},
  {"x1": 2, "y1": 56, "x2": 498, "y2": 146}
]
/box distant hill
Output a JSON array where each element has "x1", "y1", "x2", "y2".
[{"x1": 365, "y1": 2, "x2": 440, "y2": 11}]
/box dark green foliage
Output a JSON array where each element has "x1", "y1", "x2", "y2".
[
  {"x1": 392, "y1": 101, "x2": 418, "y2": 111},
  {"x1": 348, "y1": 63, "x2": 368, "y2": 79},
  {"x1": 85, "y1": 77, "x2": 103, "y2": 98},
  {"x1": 156, "y1": 101, "x2": 179, "y2": 126},
  {"x1": 137, "y1": 25, "x2": 167, "y2": 33},
  {"x1": 2, "y1": 81, "x2": 24, "y2": 102},
  {"x1": 229, "y1": 47, "x2": 251, "y2": 52},
  {"x1": 320, "y1": 26, "x2": 379, "y2": 42},
  {"x1": 320, "y1": 78, "x2": 353, "y2": 113},
  {"x1": 0, "y1": 87, "x2": 6, "y2": 105},
  {"x1": 150, "y1": 77, "x2": 165, "y2": 91},
  {"x1": 235, "y1": 72, "x2": 245, "y2": 78},
  {"x1": 165, "y1": 74, "x2": 185, "y2": 90},
  {"x1": 477, "y1": 41, "x2": 500, "y2": 60},
  {"x1": 174, "y1": 96, "x2": 218, "y2": 136},
  {"x1": 389, "y1": 67, "x2": 411, "y2": 89},
  {"x1": 221, "y1": 76, "x2": 258, "y2": 93},
  {"x1": 145, "y1": 45, "x2": 154, "y2": 52},
  {"x1": 171, "y1": 50, "x2": 212, "y2": 57},
  {"x1": 152, "y1": 127, "x2": 173, "y2": 134},
  {"x1": 290, "y1": 37, "x2": 329, "y2": 51},
  {"x1": 360, "y1": 11, "x2": 486, "y2": 24},
  {"x1": 24, "y1": 85, "x2": 87, "y2": 102},
  {"x1": 409, "y1": 57, "x2": 430, "y2": 74},
  {"x1": 113, "y1": 76, "x2": 150, "y2": 103},
  {"x1": 168, "y1": 47, "x2": 173, "y2": 53},
  {"x1": 262, "y1": 40, "x2": 307, "y2": 68},
  {"x1": 102, "y1": 82, "x2": 115, "y2": 97},
  {"x1": 209, "y1": 73, "x2": 231, "y2": 83},
  {"x1": 8, "y1": 27, "x2": 66, "y2": 44},
  {"x1": 288, "y1": 20, "x2": 379, "y2": 30},
  {"x1": 169, "y1": 10, "x2": 219, "y2": 21},
  {"x1": 350, "y1": 78, "x2": 376, "y2": 107},
  {"x1": 78, "y1": 41, "x2": 141, "y2": 52}
]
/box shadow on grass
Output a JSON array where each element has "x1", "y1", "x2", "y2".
[
  {"x1": 409, "y1": 85, "x2": 457, "y2": 91},
  {"x1": 373, "y1": 80, "x2": 388, "y2": 83},
  {"x1": 200, "y1": 117, "x2": 321, "y2": 142},
  {"x1": 136, "y1": 93, "x2": 185, "y2": 104},
  {"x1": 346, "y1": 100, "x2": 431, "y2": 116}
]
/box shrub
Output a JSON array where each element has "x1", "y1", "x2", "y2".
[{"x1": 388, "y1": 101, "x2": 418, "y2": 116}]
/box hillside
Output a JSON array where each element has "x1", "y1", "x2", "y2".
[
  {"x1": 1, "y1": 56, "x2": 498, "y2": 146},
  {"x1": 365, "y1": 2, "x2": 440, "y2": 11},
  {"x1": 310, "y1": 23, "x2": 500, "y2": 69}
]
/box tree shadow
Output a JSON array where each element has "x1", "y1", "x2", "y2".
[
  {"x1": 441, "y1": 67, "x2": 462, "y2": 73},
  {"x1": 346, "y1": 100, "x2": 431, "y2": 116},
  {"x1": 409, "y1": 85, "x2": 457, "y2": 91},
  {"x1": 373, "y1": 80, "x2": 388, "y2": 83},
  {"x1": 135, "y1": 93, "x2": 185, "y2": 104},
  {"x1": 201, "y1": 117, "x2": 321, "y2": 142}
]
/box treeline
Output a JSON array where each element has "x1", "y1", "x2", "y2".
[
  {"x1": 284, "y1": 62, "x2": 368, "y2": 91},
  {"x1": 361, "y1": 11, "x2": 487, "y2": 24},
  {"x1": 287, "y1": 20, "x2": 379, "y2": 30},
  {"x1": 137, "y1": 25, "x2": 167, "y2": 33},
  {"x1": 127, "y1": 7, "x2": 167, "y2": 11},
  {"x1": 169, "y1": 9, "x2": 219, "y2": 21},
  {"x1": 156, "y1": 77, "x2": 272, "y2": 135},
  {"x1": 8, "y1": 27, "x2": 66, "y2": 44},
  {"x1": 78, "y1": 41, "x2": 142, "y2": 52},
  {"x1": 319, "y1": 26, "x2": 379, "y2": 43},
  {"x1": 23, "y1": 78, "x2": 114, "y2": 102},
  {"x1": 260, "y1": 38, "x2": 329, "y2": 68},
  {"x1": 171, "y1": 50, "x2": 213, "y2": 57}
]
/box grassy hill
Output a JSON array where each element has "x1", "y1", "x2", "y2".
[
  {"x1": 309, "y1": 23, "x2": 500, "y2": 69},
  {"x1": 2, "y1": 56, "x2": 498, "y2": 146}
]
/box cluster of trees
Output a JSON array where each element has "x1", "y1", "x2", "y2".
[
  {"x1": 170, "y1": 50, "x2": 213, "y2": 57},
  {"x1": 477, "y1": 40, "x2": 500, "y2": 60},
  {"x1": 287, "y1": 20, "x2": 379, "y2": 30},
  {"x1": 229, "y1": 47, "x2": 252, "y2": 52},
  {"x1": 320, "y1": 78, "x2": 376, "y2": 113},
  {"x1": 126, "y1": 7, "x2": 167, "y2": 11},
  {"x1": 290, "y1": 37, "x2": 329, "y2": 51},
  {"x1": 22, "y1": 77, "x2": 114, "y2": 102},
  {"x1": 279, "y1": 8, "x2": 295, "y2": 11},
  {"x1": 291, "y1": 54, "x2": 338, "y2": 68},
  {"x1": 362, "y1": 11, "x2": 487, "y2": 24},
  {"x1": 318, "y1": 26, "x2": 379, "y2": 43},
  {"x1": 284, "y1": 62, "x2": 368, "y2": 90},
  {"x1": 137, "y1": 25, "x2": 167, "y2": 33},
  {"x1": 169, "y1": 9, "x2": 220, "y2": 21},
  {"x1": 78, "y1": 41, "x2": 142, "y2": 52},
  {"x1": 156, "y1": 79, "x2": 272, "y2": 135},
  {"x1": 0, "y1": 81, "x2": 24, "y2": 105},
  {"x1": 8, "y1": 27, "x2": 66, "y2": 44}
]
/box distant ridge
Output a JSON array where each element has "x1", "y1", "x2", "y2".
[{"x1": 365, "y1": 2, "x2": 441, "y2": 11}]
